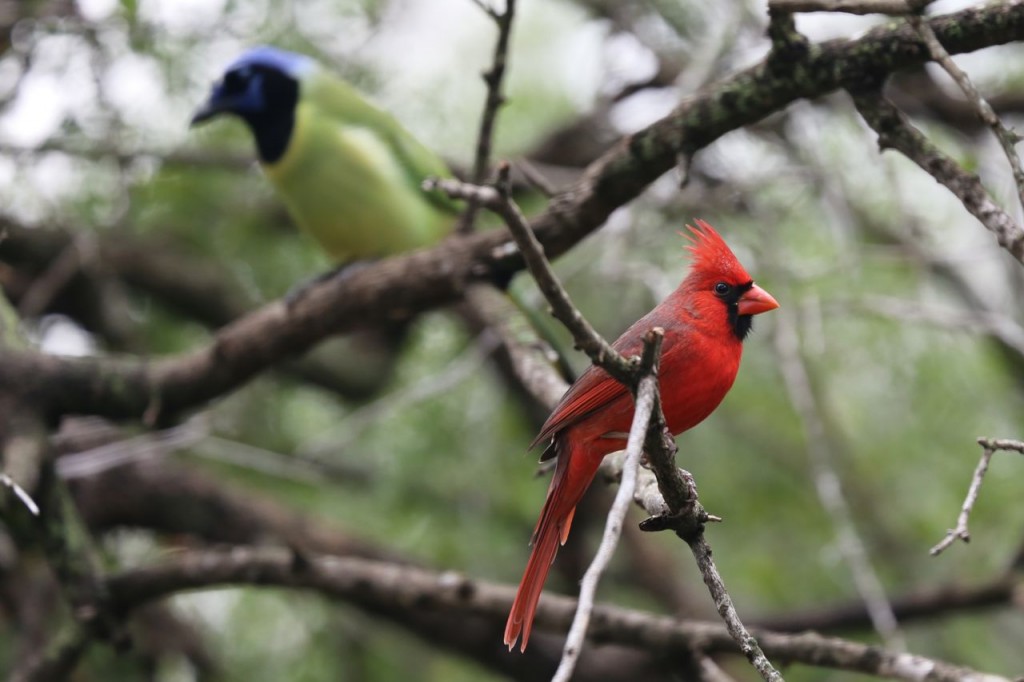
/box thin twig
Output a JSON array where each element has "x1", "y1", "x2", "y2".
[
  {"x1": 773, "y1": 305, "x2": 905, "y2": 650},
  {"x1": 908, "y1": 13, "x2": 1024, "y2": 215},
  {"x1": 16, "y1": 233, "x2": 96, "y2": 319},
  {"x1": 552, "y1": 330, "x2": 663, "y2": 682},
  {"x1": 514, "y1": 159, "x2": 559, "y2": 198},
  {"x1": 0, "y1": 472, "x2": 40, "y2": 515},
  {"x1": 457, "y1": 0, "x2": 516, "y2": 234},
  {"x1": 977, "y1": 438, "x2": 1024, "y2": 455},
  {"x1": 931, "y1": 437, "x2": 1024, "y2": 555},
  {"x1": 471, "y1": 0, "x2": 515, "y2": 184},
  {"x1": 853, "y1": 92, "x2": 1024, "y2": 264},
  {"x1": 297, "y1": 332, "x2": 500, "y2": 458},
  {"x1": 460, "y1": 283, "x2": 569, "y2": 409},
  {"x1": 468, "y1": 0, "x2": 499, "y2": 19},
  {"x1": 424, "y1": 172, "x2": 635, "y2": 383},
  {"x1": 635, "y1": 431, "x2": 784, "y2": 680},
  {"x1": 688, "y1": 534, "x2": 784, "y2": 682},
  {"x1": 631, "y1": 402, "x2": 781, "y2": 681},
  {"x1": 626, "y1": 393, "x2": 778, "y2": 679},
  {"x1": 196, "y1": 436, "x2": 366, "y2": 486},
  {"x1": 56, "y1": 418, "x2": 204, "y2": 479}
]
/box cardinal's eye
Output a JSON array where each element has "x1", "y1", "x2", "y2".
[{"x1": 714, "y1": 282, "x2": 731, "y2": 296}]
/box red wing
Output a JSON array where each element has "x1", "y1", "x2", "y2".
[
  {"x1": 530, "y1": 312, "x2": 675, "y2": 450},
  {"x1": 529, "y1": 365, "x2": 626, "y2": 449}
]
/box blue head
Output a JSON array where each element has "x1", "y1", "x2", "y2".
[{"x1": 191, "y1": 46, "x2": 317, "y2": 163}]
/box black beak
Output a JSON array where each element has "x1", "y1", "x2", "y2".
[{"x1": 190, "y1": 99, "x2": 224, "y2": 127}]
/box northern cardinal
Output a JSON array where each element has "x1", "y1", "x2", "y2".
[{"x1": 504, "y1": 220, "x2": 779, "y2": 652}]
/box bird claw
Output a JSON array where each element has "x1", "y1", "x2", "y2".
[
  {"x1": 638, "y1": 514, "x2": 676, "y2": 532},
  {"x1": 638, "y1": 499, "x2": 714, "y2": 540}
]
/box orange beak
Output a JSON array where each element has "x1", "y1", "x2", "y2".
[{"x1": 737, "y1": 283, "x2": 779, "y2": 316}]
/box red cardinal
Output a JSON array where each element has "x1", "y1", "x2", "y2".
[{"x1": 504, "y1": 220, "x2": 779, "y2": 652}]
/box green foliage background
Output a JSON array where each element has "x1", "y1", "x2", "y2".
[{"x1": 2, "y1": 0, "x2": 1023, "y2": 680}]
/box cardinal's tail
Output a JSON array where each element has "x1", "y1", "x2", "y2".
[{"x1": 504, "y1": 440, "x2": 598, "y2": 653}]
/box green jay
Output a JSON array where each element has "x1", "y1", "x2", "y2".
[
  {"x1": 191, "y1": 45, "x2": 457, "y2": 264},
  {"x1": 190, "y1": 46, "x2": 575, "y2": 418},
  {"x1": 190, "y1": 46, "x2": 462, "y2": 397}
]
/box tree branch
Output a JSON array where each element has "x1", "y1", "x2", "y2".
[
  {"x1": 753, "y1": 573, "x2": 1020, "y2": 632},
  {"x1": 553, "y1": 329, "x2": 663, "y2": 682},
  {"x1": 1, "y1": 405, "x2": 119, "y2": 679},
  {"x1": 908, "y1": 11, "x2": 1024, "y2": 214},
  {"x1": 427, "y1": 172, "x2": 636, "y2": 383},
  {"x1": 460, "y1": 283, "x2": 569, "y2": 414},
  {"x1": 852, "y1": 91, "x2": 1024, "y2": 263},
  {"x1": 0, "y1": 217, "x2": 398, "y2": 399},
  {"x1": 103, "y1": 546, "x2": 1012, "y2": 682},
  {"x1": 1, "y1": 2, "x2": 1021, "y2": 424},
  {"x1": 67, "y1": 452, "x2": 683, "y2": 681},
  {"x1": 931, "y1": 437, "x2": 1024, "y2": 555},
  {"x1": 457, "y1": 0, "x2": 517, "y2": 234}
]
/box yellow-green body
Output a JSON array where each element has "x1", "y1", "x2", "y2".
[{"x1": 263, "y1": 69, "x2": 456, "y2": 262}]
